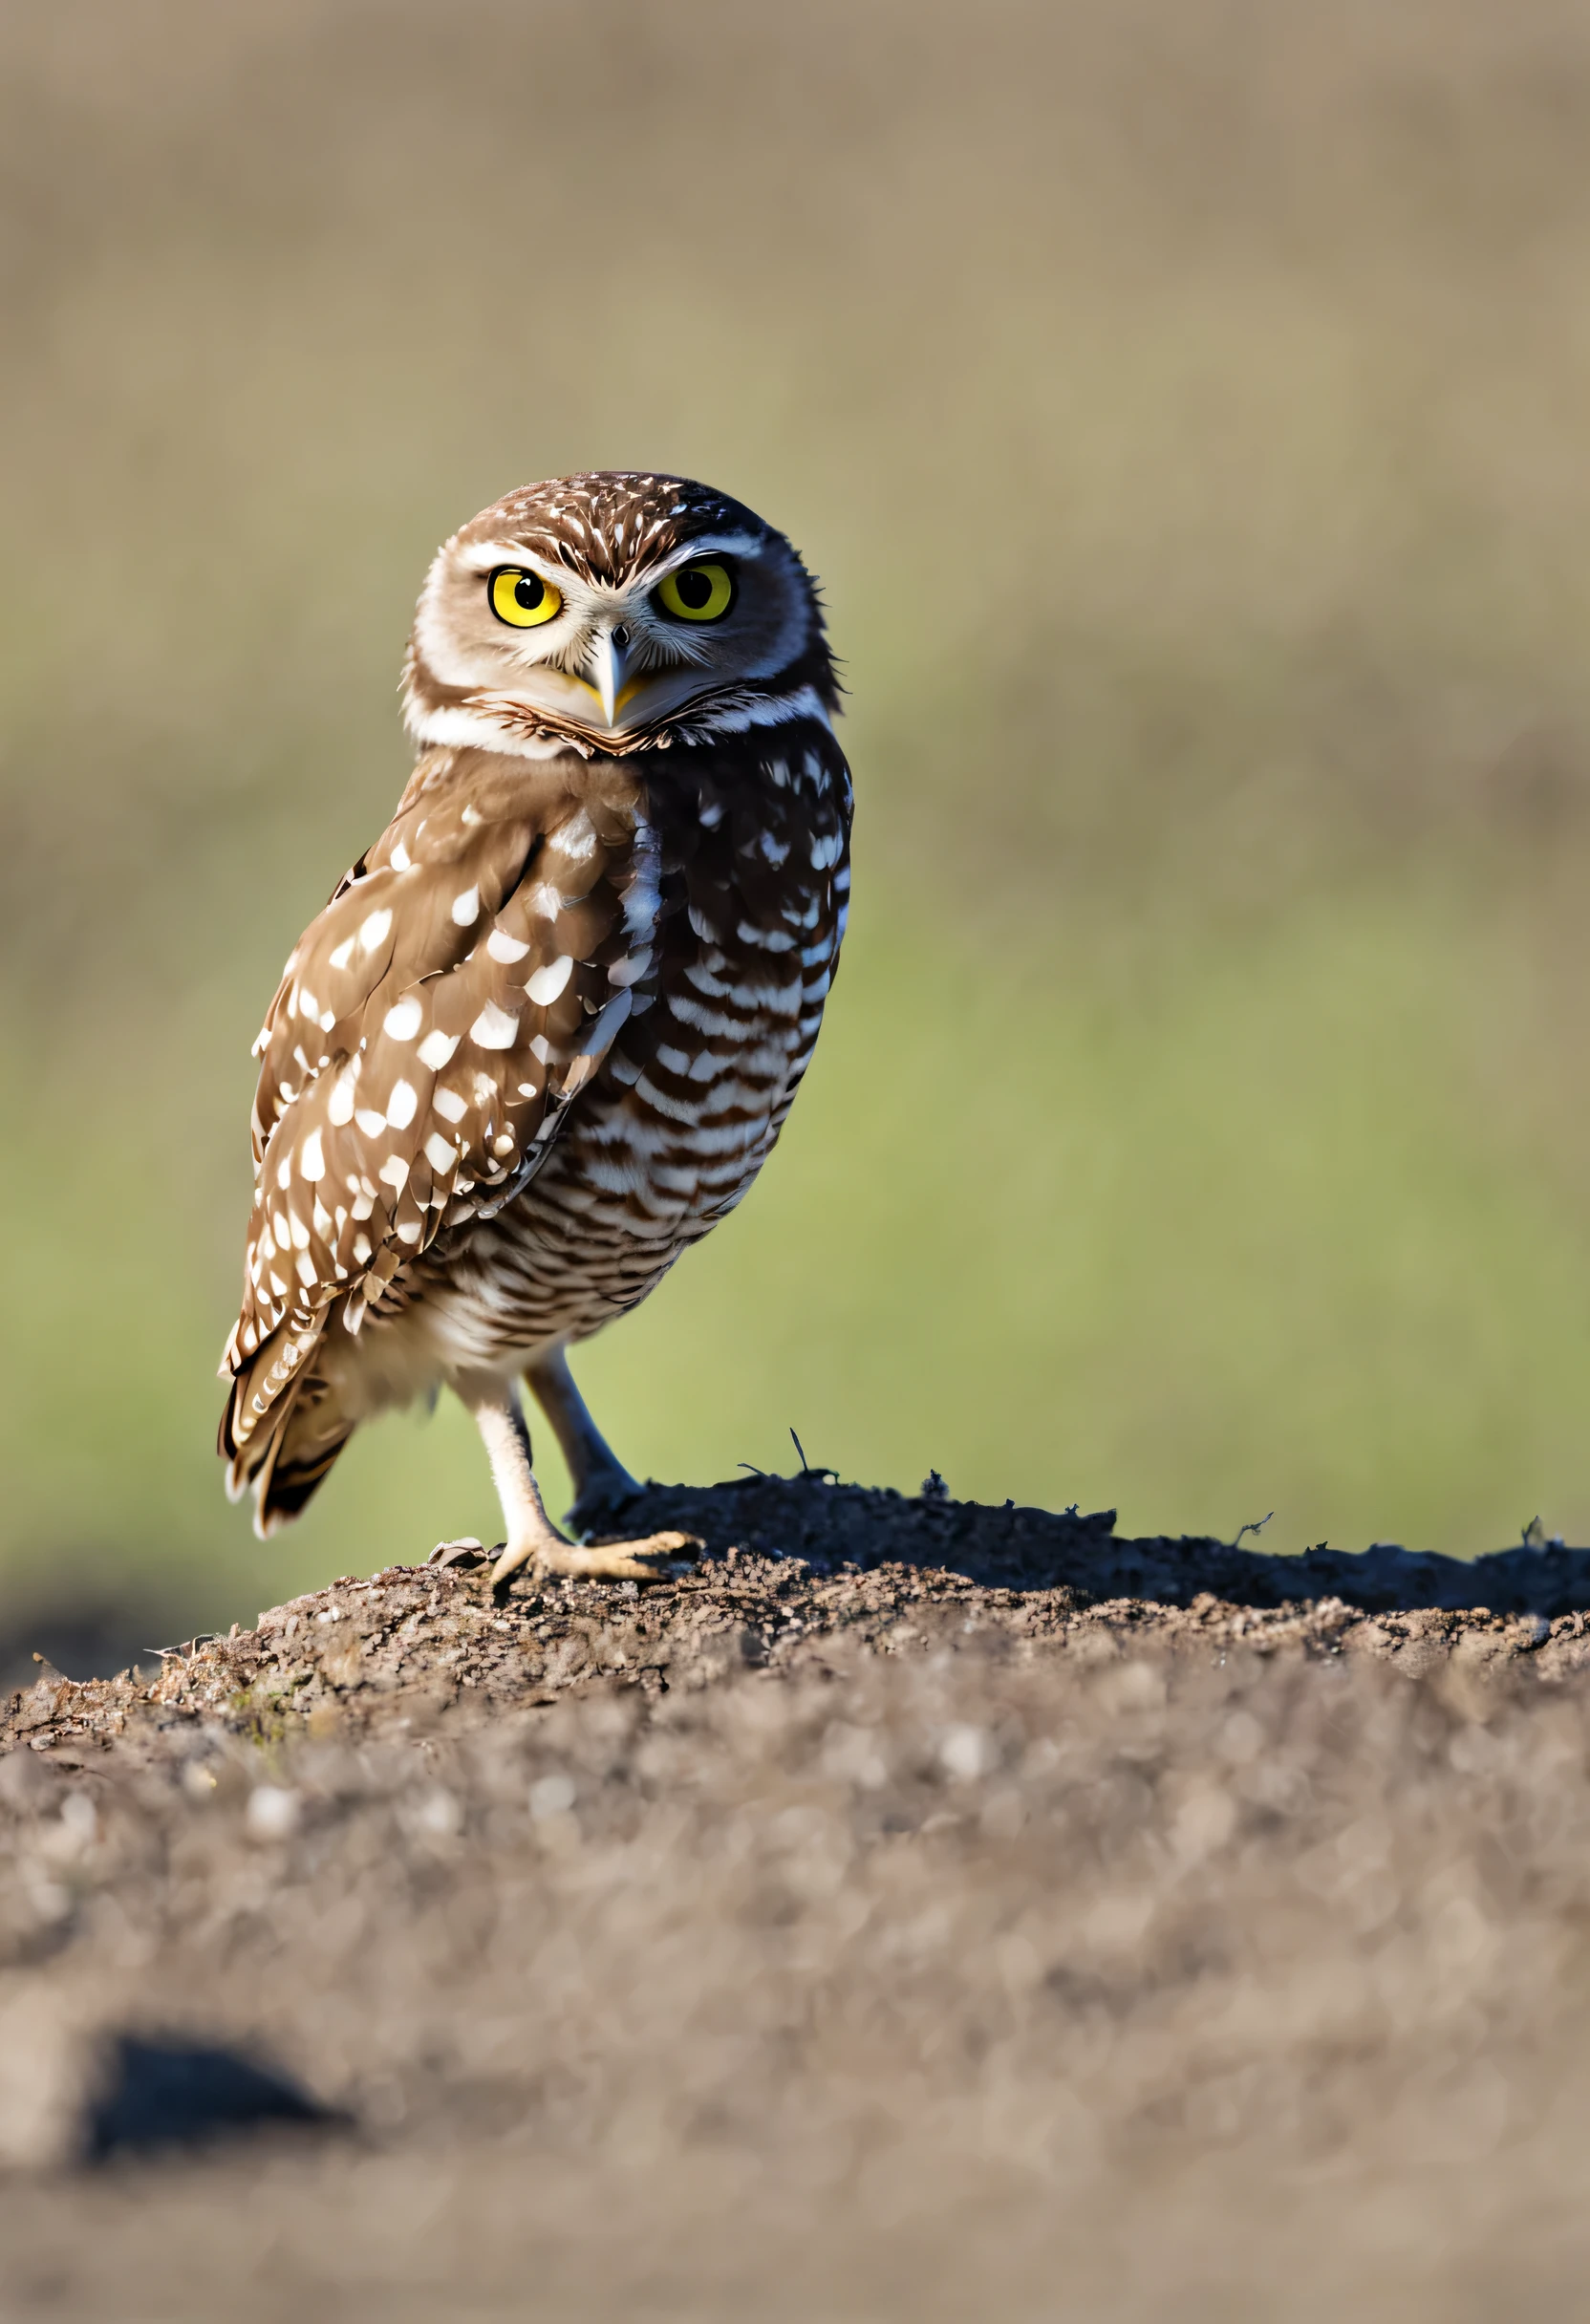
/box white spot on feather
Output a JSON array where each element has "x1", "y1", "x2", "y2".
[
  {"x1": 378, "y1": 1154, "x2": 409, "y2": 1191},
  {"x1": 358, "y1": 909, "x2": 392, "y2": 954},
  {"x1": 390, "y1": 842, "x2": 412, "y2": 872},
  {"x1": 470, "y1": 1000, "x2": 519, "y2": 1048},
  {"x1": 383, "y1": 996, "x2": 423, "y2": 1041},
  {"x1": 555, "y1": 811, "x2": 596, "y2": 862},
  {"x1": 329, "y1": 936, "x2": 355, "y2": 970},
  {"x1": 418, "y1": 1029, "x2": 459, "y2": 1069},
  {"x1": 423, "y1": 1132, "x2": 458, "y2": 1173},
  {"x1": 433, "y1": 1087, "x2": 467, "y2": 1124},
  {"x1": 298, "y1": 1129, "x2": 325, "y2": 1181},
  {"x1": 526, "y1": 956, "x2": 573, "y2": 1005},
  {"x1": 355, "y1": 1108, "x2": 386, "y2": 1138},
  {"x1": 451, "y1": 886, "x2": 481, "y2": 927},
  {"x1": 486, "y1": 929, "x2": 530, "y2": 963},
  {"x1": 385, "y1": 1079, "x2": 418, "y2": 1129}
]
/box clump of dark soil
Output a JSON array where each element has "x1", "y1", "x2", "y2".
[{"x1": 5, "y1": 1481, "x2": 1590, "y2": 2322}]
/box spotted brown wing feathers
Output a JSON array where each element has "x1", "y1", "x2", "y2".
[{"x1": 220, "y1": 751, "x2": 657, "y2": 1474}]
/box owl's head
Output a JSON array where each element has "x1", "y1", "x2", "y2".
[{"x1": 402, "y1": 472, "x2": 837, "y2": 756}]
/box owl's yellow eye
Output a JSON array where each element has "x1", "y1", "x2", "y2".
[
  {"x1": 489, "y1": 567, "x2": 563, "y2": 629},
  {"x1": 655, "y1": 561, "x2": 735, "y2": 623}
]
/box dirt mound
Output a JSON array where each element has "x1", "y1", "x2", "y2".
[
  {"x1": 7, "y1": 1479, "x2": 1587, "y2": 1768},
  {"x1": 5, "y1": 1481, "x2": 1590, "y2": 2320}
]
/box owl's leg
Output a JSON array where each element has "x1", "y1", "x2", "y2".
[
  {"x1": 523, "y1": 1346, "x2": 643, "y2": 1532},
  {"x1": 459, "y1": 1377, "x2": 693, "y2": 1588}
]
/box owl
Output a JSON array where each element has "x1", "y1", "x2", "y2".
[{"x1": 219, "y1": 473, "x2": 850, "y2": 1584}]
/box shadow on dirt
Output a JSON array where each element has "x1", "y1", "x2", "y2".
[
  {"x1": 87, "y1": 2036, "x2": 341, "y2": 2163},
  {"x1": 619, "y1": 1475, "x2": 1590, "y2": 1618}
]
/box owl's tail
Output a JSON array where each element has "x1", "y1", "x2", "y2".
[{"x1": 219, "y1": 1310, "x2": 355, "y2": 1539}]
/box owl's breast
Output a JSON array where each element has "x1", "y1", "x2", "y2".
[
  {"x1": 400, "y1": 721, "x2": 852, "y2": 1367},
  {"x1": 552, "y1": 725, "x2": 852, "y2": 1236}
]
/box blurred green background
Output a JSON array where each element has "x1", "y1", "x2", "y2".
[{"x1": 5, "y1": 0, "x2": 1590, "y2": 1652}]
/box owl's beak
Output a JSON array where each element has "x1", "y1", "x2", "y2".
[{"x1": 587, "y1": 624, "x2": 632, "y2": 727}]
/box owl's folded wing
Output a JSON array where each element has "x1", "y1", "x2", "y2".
[{"x1": 221, "y1": 764, "x2": 659, "y2": 1413}]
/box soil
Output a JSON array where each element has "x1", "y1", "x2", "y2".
[{"x1": 5, "y1": 1479, "x2": 1590, "y2": 2321}]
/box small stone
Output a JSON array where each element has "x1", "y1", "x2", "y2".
[
  {"x1": 529, "y1": 1773, "x2": 576, "y2": 1819},
  {"x1": 246, "y1": 1786, "x2": 301, "y2": 1841}
]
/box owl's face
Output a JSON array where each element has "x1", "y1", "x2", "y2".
[{"x1": 404, "y1": 472, "x2": 832, "y2": 753}]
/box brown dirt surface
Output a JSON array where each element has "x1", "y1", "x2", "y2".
[{"x1": 5, "y1": 1480, "x2": 1590, "y2": 2321}]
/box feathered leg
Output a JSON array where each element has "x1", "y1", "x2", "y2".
[
  {"x1": 524, "y1": 1345, "x2": 643, "y2": 1530},
  {"x1": 456, "y1": 1375, "x2": 694, "y2": 1587}
]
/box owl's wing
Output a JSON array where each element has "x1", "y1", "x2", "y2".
[{"x1": 220, "y1": 753, "x2": 658, "y2": 1459}]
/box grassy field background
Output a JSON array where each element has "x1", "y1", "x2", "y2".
[{"x1": 5, "y1": 0, "x2": 1590, "y2": 1639}]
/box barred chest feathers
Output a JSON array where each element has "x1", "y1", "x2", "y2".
[{"x1": 414, "y1": 721, "x2": 852, "y2": 1369}]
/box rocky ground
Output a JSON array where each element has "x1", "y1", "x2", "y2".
[{"x1": 5, "y1": 1479, "x2": 1590, "y2": 2321}]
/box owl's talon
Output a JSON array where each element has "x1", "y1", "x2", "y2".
[{"x1": 488, "y1": 1529, "x2": 700, "y2": 1590}]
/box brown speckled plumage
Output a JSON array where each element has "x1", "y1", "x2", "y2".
[{"x1": 220, "y1": 474, "x2": 850, "y2": 1562}]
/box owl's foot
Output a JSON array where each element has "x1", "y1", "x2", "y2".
[
  {"x1": 488, "y1": 1529, "x2": 699, "y2": 1590},
  {"x1": 462, "y1": 1373, "x2": 697, "y2": 1592},
  {"x1": 566, "y1": 1473, "x2": 646, "y2": 1537}
]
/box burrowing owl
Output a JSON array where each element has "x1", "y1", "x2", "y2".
[{"x1": 219, "y1": 473, "x2": 850, "y2": 1583}]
